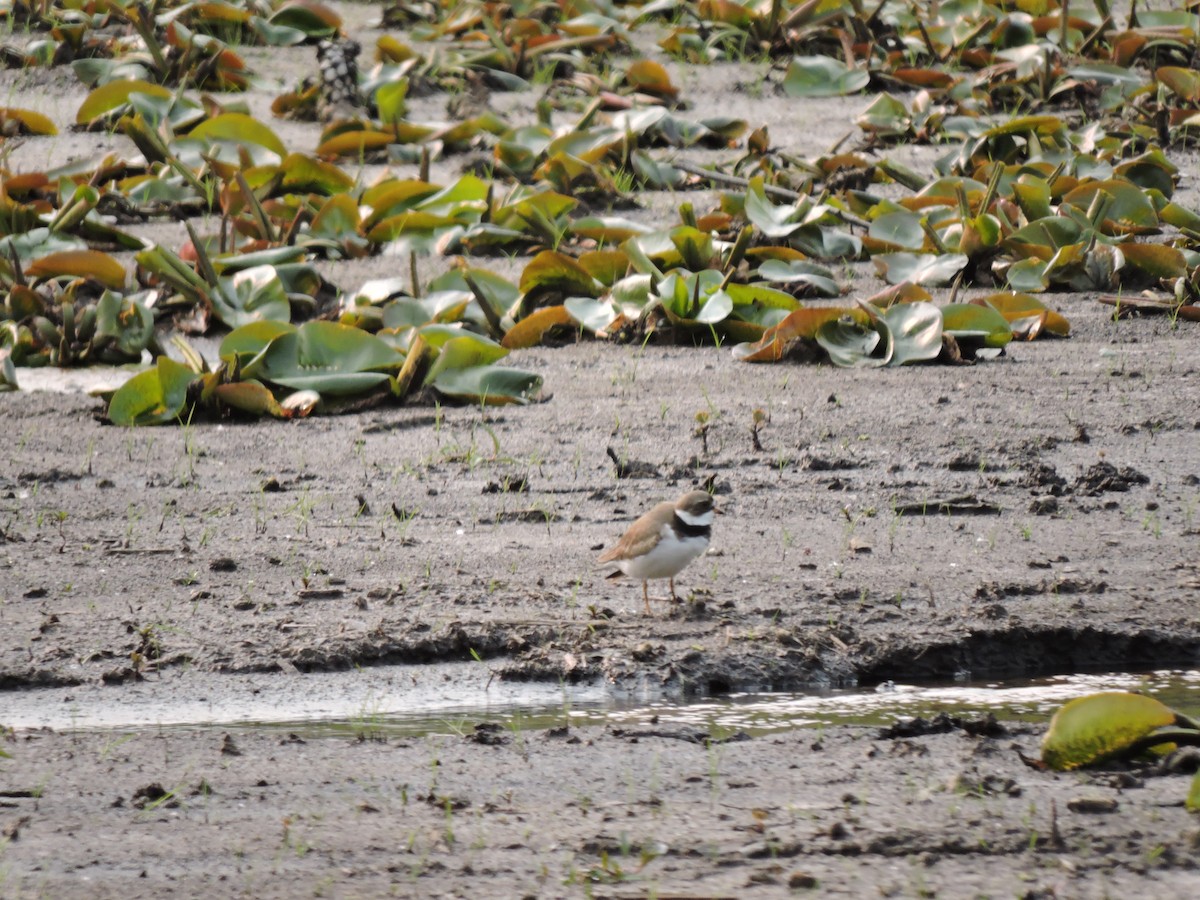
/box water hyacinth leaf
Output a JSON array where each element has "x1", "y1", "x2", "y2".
[
  {"x1": 941, "y1": 303, "x2": 1013, "y2": 349},
  {"x1": 0, "y1": 107, "x2": 57, "y2": 136},
  {"x1": 732, "y1": 307, "x2": 851, "y2": 362},
  {"x1": 572, "y1": 217, "x2": 652, "y2": 243},
  {"x1": 213, "y1": 380, "x2": 286, "y2": 418},
  {"x1": 0, "y1": 348, "x2": 16, "y2": 392},
  {"x1": 426, "y1": 334, "x2": 509, "y2": 381},
  {"x1": 723, "y1": 282, "x2": 802, "y2": 312},
  {"x1": 744, "y1": 185, "x2": 806, "y2": 238},
  {"x1": 565, "y1": 296, "x2": 620, "y2": 334},
  {"x1": 278, "y1": 153, "x2": 356, "y2": 194},
  {"x1": 210, "y1": 265, "x2": 292, "y2": 329},
  {"x1": 789, "y1": 226, "x2": 861, "y2": 260},
  {"x1": 519, "y1": 251, "x2": 602, "y2": 298},
  {"x1": 1040, "y1": 692, "x2": 1180, "y2": 771},
  {"x1": 190, "y1": 114, "x2": 287, "y2": 159},
  {"x1": 220, "y1": 320, "x2": 298, "y2": 365},
  {"x1": 1062, "y1": 181, "x2": 1159, "y2": 234},
  {"x1": 868, "y1": 211, "x2": 926, "y2": 251},
  {"x1": 1157, "y1": 66, "x2": 1200, "y2": 102},
  {"x1": 577, "y1": 250, "x2": 630, "y2": 287},
  {"x1": 94, "y1": 292, "x2": 155, "y2": 359},
  {"x1": 431, "y1": 365, "x2": 542, "y2": 406},
  {"x1": 670, "y1": 226, "x2": 715, "y2": 270},
  {"x1": 857, "y1": 93, "x2": 912, "y2": 138},
  {"x1": 26, "y1": 250, "x2": 127, "y2": 290},
  {"x1": 1117, "y1": 243, "x2": 1186, "y2": 280},
  {"x1": 817, "y1": 317, "x2": 889, "y2": 368},
  {"x1": 755, "y1": 260, "x2": 839, "y2": 297},
  {"x1": 107, "y1": 357, "x2": 199, "y2": 426},
  {"x1": 268, "y1": 1, "x2": 342, "y2": 37},
  {"x1": 874, "y1": 252, "x2": 968, "y2": 286},
  {"x1": 1190, "y1": 771, "x2": 1200, "y2": 814},
  {"x1": 981, "y1": 292, "x2": 1070, "y2": 339},
  {"x1": 881, "y1": 302, "x2": 943, "y2": 366},
  {"x1": 783, "y1": 56, "x2": 870, "y2": 98},
  {"x1": 75, "y1": 80, "x2": 171, "y2": 126},
  {"x1": 501, "y1": 305, "x2": 574, "y2": 349},
  {"x1": 2, "y1": 229, "x2": 88, "y2": 265},
  {"x1": 242, "y1": 321, "x2": 400, "y2": 395}
]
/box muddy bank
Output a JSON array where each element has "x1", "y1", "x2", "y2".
[
  {"x1": 4, "y1": 298, "x2": 1200, "y2": 697},
  {"x1": 3, "y1": 713, "x2": 1199, "y2": 898}
]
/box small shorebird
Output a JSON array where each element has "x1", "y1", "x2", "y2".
[{"x1": 598, "y1": 490, "x2": 716, "y2": 615}]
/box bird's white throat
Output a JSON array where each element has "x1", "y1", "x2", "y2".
[{"x1": 676, "y1": 508, "x2": 715, "y2": 528}]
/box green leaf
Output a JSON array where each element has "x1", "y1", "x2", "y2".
[
  {"x1": 868, "y1": 211, "x2": 926, "y2": 251},
  {"x1": 426, "y1": 333, "x2": 509, "y2": 381},
  {"x1": 744, "y1": 185, "x2": 806, "y2": 238},
  {"x1": 94, "y1": 292, "x2": 155, "y2": 359},
  {"x1": 107, "y1": 357, "x2": 199, "y2": 426},
  {"x1": 213, "y1": 380, "x2": 286, "y2": 417},
  {"x1": 26, "y1": 250, "x2": 127, "y2": 290},
  {"x1": 189, "y1": 113, "x2": 287, "y2": 159},
  {"x1": 873, "y1": 252, "x2": 968, "y2": 286},
  {"x1": 941, "y1": 303, "x2": 1012, "y2": 349},
  {"x1": 882, "y1": 302, "x2": 943, "y2": 366},
  {"x1": 1041, "y1": 692, "x2": 1179, "y2": 771},
  {"x1": 242, "y1": 321, "x2": 401, "y2": 395},
  {"x1": 565, "y1": 296, "x2": 620, "y2": 334},
  {"x1": 816, "y1": 317, "x2": 889, "y2": 368},
  {"x1": 755, "y1": 260, "x2": 839, "y2": 297},
  {"x1": 783, "y1": 56, "x2": 870, "y2": 98},
  {"x1": 210, "y1": 265, "x2": 292, "y2": 329},
  {"x1": 518, "y1": 251, "x2": 602, "y2": 298},
  {"x1": 75, "y1": 79, "x2": 171, "y2": 127},
  {"x1": 430, "y1": 364, "x2": 542, "y2": 406},
  {"x1": 219, "y1": 320, "x2": 297, "y2": 365}
]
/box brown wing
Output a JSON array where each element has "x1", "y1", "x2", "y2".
[{"x1": 597, "y1": 501, "x2": 671, "y2": 563}]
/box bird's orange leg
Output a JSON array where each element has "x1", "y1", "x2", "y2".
[{"x1": 643, "y1": 580, "x2": 652, "y2": 616}]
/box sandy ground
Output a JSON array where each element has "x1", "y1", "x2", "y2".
[{"x1": 4, "y1": 1, "x2": 1200, "y2": 896}]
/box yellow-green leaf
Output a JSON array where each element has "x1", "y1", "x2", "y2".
[{"x1": 1041, "y1": 692, "x2": 1177, "y2": 771}]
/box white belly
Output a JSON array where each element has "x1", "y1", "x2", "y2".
[{"x1": 619, "y1": 528, "x2": 708, "y2": 580}]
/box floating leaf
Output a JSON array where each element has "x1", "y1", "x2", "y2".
[
  {"x1": 75, "y1": 80, "x2": 171, "y2": 126},
  {"x1": 941, "y1": 303, "x2": 1012, "y2": 349},
  {"x1": 783, "y1": 56, "x2": 870, "y2": 98},
  {"x1": 190, "y1": 113, "x2": 287, "y2": 159},
  {"x1": 1041, "y1": 692, "x2": 1180, "y2": 771},
  {"x1": 881, "y1": 302, "x2": 943, "y2": 366},
  {"x1": 732, "y1": 307, "x2": 852, "y2": 362},
  {"x1": 430, "y1": 365, "x2": 543, "y2": 405},
  {"x1": 501, "y1": 305, "x2": 575, "y2": 349},
  {"x1": 210, "y1": 265, "x2": 292, "y2": 329},
  {"x1": 26, "y1": 250, "x2": 127, "y2": 290},
  {"x1": 0, "y1": 107, "x2": 57, "y2": 136},
  {"x1": 982, "y1": 292, "x2": 1071, "y2": 339},
  {"x1": 213, "y1": 380, "x2": 286, "y2": 418},
  {"x1": 107, "y1": 357, "x2": 199, "y2": 427},
  {"x1": 874, "y1": 252, "x2": 968, "y2": 286},
  {"x1": 518, "y1": 251, "x2": 601, "y2": 298},
  {"x1": 817, "y1": 317, "x2": 889, "y2": 368},
  {"x1": 242, "y1": 321, "x2": 400, "y2": 395}
]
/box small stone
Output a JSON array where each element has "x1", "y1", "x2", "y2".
[
  {"x1": 1067, "y1": 797, "x2": 1118, "y2": 814},
  {"x1": 788, "y1": 871, "x2": 818, "y2": 889}
]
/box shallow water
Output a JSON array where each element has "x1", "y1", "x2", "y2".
[{"x1": 6, "y1": 665, "x2": 1198, "y2": 739}]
